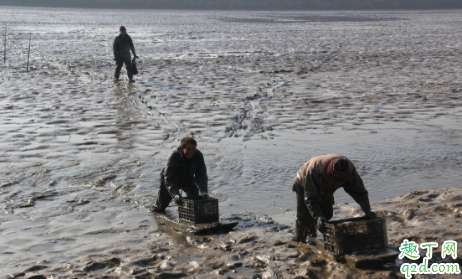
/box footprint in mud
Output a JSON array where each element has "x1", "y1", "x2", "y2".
[
  {"x1": 186, "y1": 235, "x2": 213, "y2": 248},
  {"x1": 128, "y1": 255, "x2": 160, "y2": 268},
  {"x1": 66, "y1": 198, "x2": 89, "y2": 205},
  {"x1": 111, "y1": 183, "x2": 136, "y2": 196},
  {"x1": 83, "y1": 257, "x2": 121, "y2": 272}
]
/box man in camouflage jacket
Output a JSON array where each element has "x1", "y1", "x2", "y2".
[
  {"x1": 153, "y1": 137, "x2": 208, "y2": 212},
  {"x1": 293, "y1": 154, "x2": 377, "y2": 242}
]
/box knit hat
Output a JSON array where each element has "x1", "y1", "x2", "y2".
[{"x1": 327, "y1": 158, "x2": 350, "y2": 181}]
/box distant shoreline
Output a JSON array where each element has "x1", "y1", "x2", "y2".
[{"x1": 1, "y1": 3, "x2": 462, "y2": 11}]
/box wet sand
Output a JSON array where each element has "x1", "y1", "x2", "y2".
[{"x1": 1, "y1": 7, "x2": 461, "y2": 278}]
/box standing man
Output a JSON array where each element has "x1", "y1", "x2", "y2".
[
  {"x1": 113, "y1": 26, "x2": 137, "y2": 83},
  {"x1": 152, "y1": 137, "x2": 208, "y2": 213},
  {"x1": 293, "y1": 154, "x2": 377, "y2": 243}
]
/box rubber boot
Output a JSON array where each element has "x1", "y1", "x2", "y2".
[
  {"x1": 150, "y1": 205, "x2": 165, "y2": 213},
  {"x1": 306, "y1": 222, "x2": 318, "y2": 246},
  {"x1": 295, "y1": 220, "x2": 309, "y2": 243},
  {"x1": 308, "y1": 222, "x2": 317, "y2": 237}
]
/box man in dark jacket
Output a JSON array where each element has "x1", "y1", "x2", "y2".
[
  {"x1": 152, "y1": 137, "x2": 208, "y2": 213},
  {"x1": 113, "y1": 26, "x2": 137, "y2": 83},
  {"x1": 293, "y1": 154, "x2": 377, "y2": 243}
]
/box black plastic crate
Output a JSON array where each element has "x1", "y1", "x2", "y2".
[
  {"x1": 178, "y1": 197, "x2": 219, "y2": 224},
  {"x1": 323, "y1": 217, "x2": 388, "y2": 256}
]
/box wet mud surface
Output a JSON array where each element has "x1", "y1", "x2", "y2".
[
  {"x1": 1, "y1": 7, "x2": 462, "y2": 278},
  {"x1": 4, "y1": 187, "x2": 462, "y2": 278}
]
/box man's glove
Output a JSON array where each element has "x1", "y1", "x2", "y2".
[
  {"x1": 173, "y1": 194, "x2": 183, "y2": 206},
  {"x1": 365, "y1": 211, "x2": 378, "y2": 219},
  {"x1": 134, "y1": 55, "x2": 139, "y2": 59},
  {"x1": 316, "y1": 217, "x2": 327, "y2": 234},
  {"x1": 201, "y1": 193, "x2": 209, "y2": 199}
]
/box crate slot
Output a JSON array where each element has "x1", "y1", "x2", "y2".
[
  {"x1": 178, "y1": 197, "x2": 219, "y2": 224},
  {"x1": 323, "y1": 217, "x2": 388, "y2": 256}
]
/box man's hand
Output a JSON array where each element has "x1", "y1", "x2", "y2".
[
  {"x1": 173, "y1": 195, "x2": 183, "y2": 206},
  {"x1": 135, "y1": 55, "x2": 139, "y2": 59},
  {"x1": 365, "y1": 211, "x2": 378, "y2": 219},
  {"x1": 316, "y1": 217, "x2": 327, "y2": 234},
  {"x1": 201, "y1": 193, "x2": 209, "y2": 199}
]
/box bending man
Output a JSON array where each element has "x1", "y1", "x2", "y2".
[
  {"x1": 293, "y1": 154, "x2": 377, "y2": 242},
  {"x1": 153, "y1": 137, "x2": 208, "y2": 212}
]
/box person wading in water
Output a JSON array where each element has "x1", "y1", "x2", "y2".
[{"x1": 113, "y1": 26, "x2": 137, "y2": 83}]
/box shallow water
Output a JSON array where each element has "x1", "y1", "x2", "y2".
[{"x1": 1, "y1": 7, "x2": 462, "y2": 277}]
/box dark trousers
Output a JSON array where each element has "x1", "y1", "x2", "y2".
[
  {"x1": 114, "y1": 55, "x2": 133, "y2": 80},
  {"x1": 154, "y1": 175, "x2": 200, "y2": 211},
  {"x1": 295, "y1": 187, "x2": 334, "y2": 242}
]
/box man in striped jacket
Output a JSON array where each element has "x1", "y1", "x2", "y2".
[{"x1": 293, "y1": 154, "x2": 377, "y2": 243}]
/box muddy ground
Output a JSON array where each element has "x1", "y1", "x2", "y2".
[{"x1": 7, "y1": 185, "x2": 462, "y2": 279}]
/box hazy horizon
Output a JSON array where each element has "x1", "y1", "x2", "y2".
[{"x1": 1, "y1": 0, "x2": 462, "y2": 10}]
